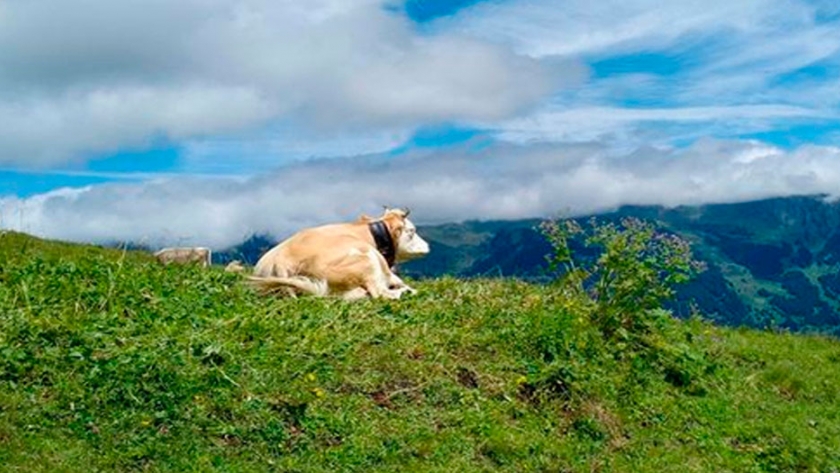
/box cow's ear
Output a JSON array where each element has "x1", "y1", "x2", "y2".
[
  {"x1": 382, "y1": 212, "x2": 405, "y2": 234},
  {"x1": 389, "y1": 208, "x2": 409, "y2": 220}
]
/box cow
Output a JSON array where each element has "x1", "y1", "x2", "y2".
[
  {"x1": 224, "y1": 260, "x2": 246, "y2": 273},
  {"x1": 248, "y1": 207, "x2": 429, "y2": 300},
  {"x1": 154, "y1": 247, "x2": 212, "y2": 267}
]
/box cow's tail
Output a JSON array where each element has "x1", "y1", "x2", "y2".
[{"x1": 246, "y1": 275, "x2": 329, "y2": 297}]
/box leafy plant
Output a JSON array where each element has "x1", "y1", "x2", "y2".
[
  {"x1": 536, "y1": 217, "x2": 715, "y2": 398},
  {"x1": 540, "y1": 217, "x2": 705, "y2": 341}
]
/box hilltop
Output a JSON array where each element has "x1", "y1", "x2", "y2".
[
  {"x1": 1, "y1": 230, "x2": 840, "y2": 471},
  {"x1": 214, "y1": 196, "x2": 840, "y2": 335}
]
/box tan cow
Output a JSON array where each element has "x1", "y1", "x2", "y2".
[
  {"x1": 154, "y1": 247, "x2": 212, "y2": 267},
  {"x1": 248, "y1": 208, "x2": 429, "y2": 299},
  {"x1": 224, "y1": 260, "x2": 246, "y2": 273}
]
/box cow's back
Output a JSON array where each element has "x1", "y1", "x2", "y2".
[{"x1": 253, "y1": 223, "x2": 371, "y2": 278}]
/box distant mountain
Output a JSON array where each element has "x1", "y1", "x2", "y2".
[
  {"x1": 217, "y1": 195, "x2": 840, "y2": 336},
  {"x1": 212, "y1": 234, "x2": 276, "y2": 265}
]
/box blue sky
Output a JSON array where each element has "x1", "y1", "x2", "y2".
[{"x1": 1, "y1": 0, "x2": 839, "y2": 247}]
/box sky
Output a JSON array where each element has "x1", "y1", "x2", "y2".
[{"x1": 1, "y1": 0, "x2": 840, "y2": 248}]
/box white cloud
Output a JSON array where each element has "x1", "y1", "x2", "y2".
[
  {"x1": 3, "y1": 0, "x2": 836, "y2": 171},
  {"x1": 0, "y1": 0, "x2": 565, "y2": 167},
  {"x1": 178, "y1": 126, "x2": 413, "y2": 175},
  {"x1": 438, "y1": 0, "x2": 840, "y2": 147},
  {"x1": 436, "y1": 0, "x2": 778, "y2": 57},
  {"x1": 492, "y1": 104, "x2": 833, "y2": 145},
  {"x1": 3, "y1": 139, "x2": 840, "y2": 249},
  {"x1": 0, "y1": 85, "x2": 277, "y2": 167}
]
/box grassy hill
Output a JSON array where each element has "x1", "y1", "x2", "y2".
[
  {"x1": 2, "y1": 231, "x2": 840, "y2": 471},
  {"x1": 214, "y1": 196, "x2": 840, "y2": 335}
]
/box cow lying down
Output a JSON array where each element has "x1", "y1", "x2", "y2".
[
  {"x1": 154, "y1": 247, "x2": 211, "y2": 267},
  {"x1": 248, "y1": 208, "x2": 429, "y2": 300}
]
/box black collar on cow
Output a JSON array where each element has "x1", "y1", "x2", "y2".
[{"x1": 368, "y1": 220, "x2": 396, "y2": 267}]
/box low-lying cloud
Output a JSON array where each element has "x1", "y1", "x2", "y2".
[{"x1": 3, "y1": 139, "x2": 839, "y2": 249}]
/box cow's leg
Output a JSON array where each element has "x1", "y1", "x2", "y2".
[
  {"x1": 341, "y1": 287, "x2": 369, "y2": 300},
  {"x1": 363, "y1": 249, "x2": 404, "y2": 299},
  {"x1": 363, "y1": 282, "x2": 401, "y2": 299},
  {"x1": 387, "y1": 273, "x2": 417, "y2": 295},
  {"x1": 363, "y1": 278, "x2": 403, "y2": 299}
]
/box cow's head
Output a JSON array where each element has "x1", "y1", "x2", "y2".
[{"x1": 381, "y1": 207, "x2": 430, "y2": 262}]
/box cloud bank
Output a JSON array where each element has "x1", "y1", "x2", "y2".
[{"x1": 3, "y1": 139, "x2": 838, "y2": 249}]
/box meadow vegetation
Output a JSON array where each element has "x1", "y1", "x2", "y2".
[{"x1": 1, "y1": 226, "x2": 839, "y2": 472}]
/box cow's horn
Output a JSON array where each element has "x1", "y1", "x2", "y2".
[{"x1": 403, "y1": 207, "x2": 411, "y2": 217}]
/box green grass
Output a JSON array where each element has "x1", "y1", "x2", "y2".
[{"x1": 1, "y1": 231, "x2": 839, "y2": 472}]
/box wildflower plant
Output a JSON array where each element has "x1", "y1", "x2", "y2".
[{"x1": 540, "y1": 216, "x2": 706, "y2": 341}]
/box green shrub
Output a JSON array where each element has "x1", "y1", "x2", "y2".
[
  {"x1": 540, "y1": 216, "x2": 705, "y2": 341},
  {"x1": 537, "y1": 217, "x2": 712, "y2": 394}
]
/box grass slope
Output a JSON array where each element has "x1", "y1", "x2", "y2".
[{"x1": 1, "y1": 232, "x2": 839, "y2": 472}]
